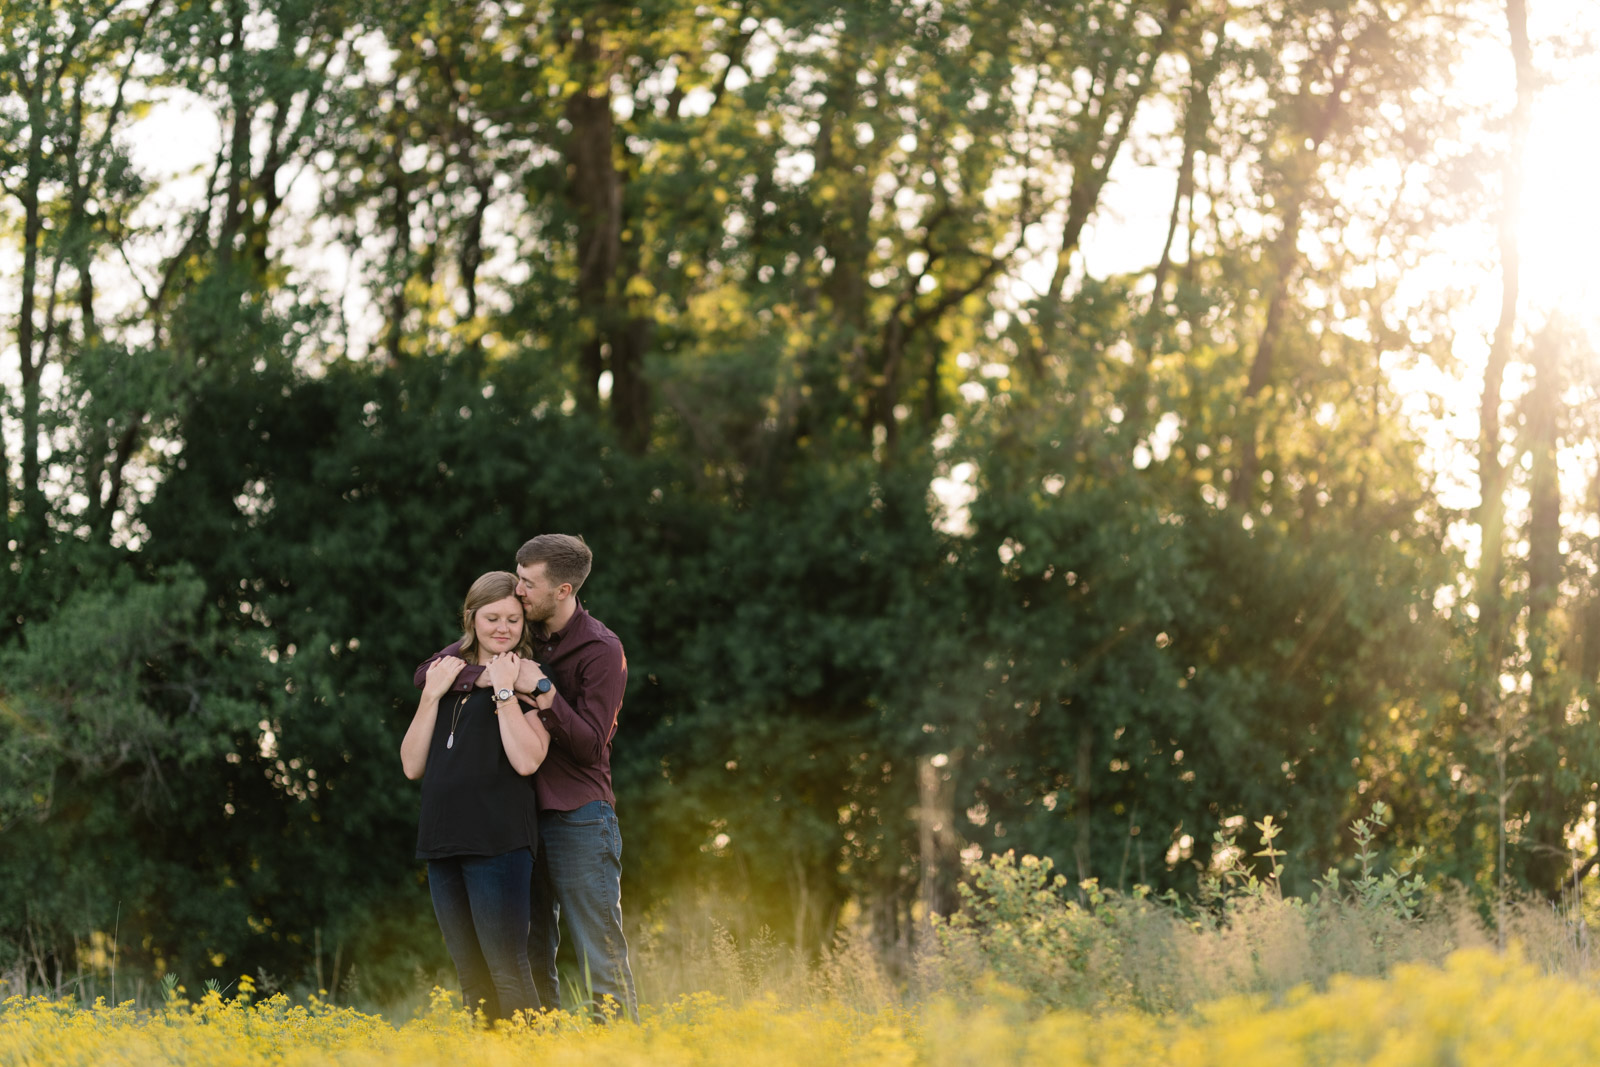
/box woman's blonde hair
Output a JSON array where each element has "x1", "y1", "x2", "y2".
[{"x1": 457, "y1": 571, "x2": 534, "y2": 663}]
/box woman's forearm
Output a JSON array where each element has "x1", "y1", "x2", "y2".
[
  {"x1": 401, "y1": 695, "x2": 442, "y2": 779},
  {"x1": 496, "y1": 701, "x2": 551, "y2": 776}
]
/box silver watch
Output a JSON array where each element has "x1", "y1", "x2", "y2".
[{"x1": 494, "y1": 686, "x2": 515, "y2": 703}]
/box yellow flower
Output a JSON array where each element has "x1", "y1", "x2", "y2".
[{"x1": 8, "y1": 950, "x2": 1600, "y2": 1066}]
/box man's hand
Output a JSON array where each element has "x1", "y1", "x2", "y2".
[{"x1": 422, "y1": 656, "x2": 465, "y2": 701}]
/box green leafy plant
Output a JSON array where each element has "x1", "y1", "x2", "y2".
[{"x1": 1318, "y1": 801, "x2": 1428, "y2": 920}]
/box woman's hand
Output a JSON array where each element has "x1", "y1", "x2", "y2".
[
  {"x1": 485, "y1": 652, "x2": 520, "y2": 692},
  {"x1": 422, "y1": 656, "x2": 465, "y2": 701}
]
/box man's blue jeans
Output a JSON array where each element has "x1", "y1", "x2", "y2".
[
  {"x1": 428, "y1": 849, "x2": 542, "y2": 1021},
  {"x1": 528, "y1": 800, "x2": 639, "y2": 1021}
]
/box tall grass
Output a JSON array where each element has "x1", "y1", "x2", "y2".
[
  {"x1": 6, "y1": 808, "x2": 1597, "y2": 1022},
  {"x1": 628, "y1": 808, "x2": 1600, "y2": 1019}
]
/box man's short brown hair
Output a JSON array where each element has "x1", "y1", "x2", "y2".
[{"x1": 516, "y1": 533, "x2": 593, "y2": 592}]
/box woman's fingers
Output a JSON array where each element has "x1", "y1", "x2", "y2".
[
  {"x1": 425, "y1": 656, "x2": 465, "y2": 691},
  {"x1": 487, "y1": 652, "x2": 519, "y2": 687}
]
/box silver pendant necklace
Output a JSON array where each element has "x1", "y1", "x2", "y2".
[{"x1": 446, "y1": 692, "x2": 466, "y2": 750}]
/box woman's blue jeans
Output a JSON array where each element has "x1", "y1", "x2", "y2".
[{"x1": 427, "y1": 849, "x2": 541, "y2": 1021}]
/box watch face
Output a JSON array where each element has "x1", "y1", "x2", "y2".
[
  {"x1": 535, "y1": 678, "x2": 552, "y2": 694},
  {"x1": 496, "y1": 688, "x2": 513, "y2": 702}
]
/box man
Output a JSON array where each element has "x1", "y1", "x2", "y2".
[{"x1": 413, "y1": 533, "x2": 638, "y2": 1021}]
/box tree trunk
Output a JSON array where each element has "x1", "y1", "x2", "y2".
[
  {"x1": 610, "y1": 311, "x2": 652, "y2": 454},
  {"x1": 1031, "y1": 0, "x2": 1189, "y2": 383},
  {"x1": 1075, "y1": 716, "x2": 1093, "y2": 890},
  {"x1": 564, "y1": 29, "x2": 622, "y2": 413},
  {"x1": 459, "y1": 176, "x2": 491, "y2": 327},
  {"x1": 384, "y1": 78, "x2": 412, "y2": 366},
  {"x1": 1235, "y1": 48, "x2": 1353, "y2": 508},
  {"x1": 1046, "y1": 1, "x2": 1188, "y2": 306},
  {"x1": 1582, "y1": 464, "x2": 1600, "y2": 688},
  {"x1": 1471, "y1": 0, "x2": 1532, "y2": 759},
  {"x1": 813, "y1": 50, "x2": 874, "y2": 441},
  {"x1": 916, "y1": 754, "x2": 959, "y2": 929},
  {"x1": 1138, "y1": 64, "x2": 1206, "y2": 366},
  {"x1": 1524, "y1": 325, "x2": 1567, "y2": 896},
  {"x1": 18, "y1": 66, "x2": 48, "y2": 554},
  {"x1": 0, "y1": 364, "x2": 9, "y2": 558},
  {"x1": 217, "y1": 0, "x2": 250, "y2": 273}
]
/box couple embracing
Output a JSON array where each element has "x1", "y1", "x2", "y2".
[{"x1": 399, "y1": 534, "x2": 638, "y2": 1023}]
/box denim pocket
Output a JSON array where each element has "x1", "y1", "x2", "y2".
[{"x1": 551, "y1": 801, "x2": 609, "y2": 829}]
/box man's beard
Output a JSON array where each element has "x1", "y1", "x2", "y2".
[{"x1": 520, "y1": 595, "x2": 556, "y2": 624}]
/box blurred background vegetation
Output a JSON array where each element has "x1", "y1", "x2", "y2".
[{"x1": 3, "y1": 0, "x2": 1599, "y2": 1006}]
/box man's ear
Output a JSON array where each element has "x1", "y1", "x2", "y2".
[{"x1": 558, "y1": 583, "x2": 574, "y2": 600}]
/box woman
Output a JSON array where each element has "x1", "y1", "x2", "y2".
[{"x1": 400, "y1": 571, "x2": 550, "y2": 1021}]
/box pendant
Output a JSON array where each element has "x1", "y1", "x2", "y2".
[{"x1": 447, "y1": 732, "x2": 455, "y2": 750}]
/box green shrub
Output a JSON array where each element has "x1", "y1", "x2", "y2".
[{"x1": 926, "y1": 809, "x2": 1504, "y2": 1014}]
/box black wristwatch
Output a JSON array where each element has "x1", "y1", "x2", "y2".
[{"x1": 531, "y1": 677, "x2": 553, "y2": 696}]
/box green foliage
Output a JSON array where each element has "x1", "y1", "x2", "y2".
[
  {"x1": 0, "y1": 566, "x2": 282, "y2": 989},
  {"x1": 1318, "y1": 802, "x2": 1427, "y2": 922},
  {"x1": 931, "y1": 853, "x2": 1136, "y2": 1008},
  {"x1": 931, "y1": 810, "x2": 1466, "y2": 1015},
  {"x1": 0, "y1": 567, "x2": 248, "y2": 827}
]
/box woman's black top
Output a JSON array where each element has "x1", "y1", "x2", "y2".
[{"x1": 415, "y1": 687, "x2": 540, "y2": 860}]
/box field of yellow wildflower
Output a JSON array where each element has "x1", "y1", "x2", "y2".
[{"x1": 5, "y1": 948, "x2": 1600, "y2": 1066}]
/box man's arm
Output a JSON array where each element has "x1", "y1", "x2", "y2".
[
  {"x1": 534, "y1": 639, "x2": 625, "y2": 766},
  {"x1": 411, "y1": 640, "x2": 484, "y2": 693}
]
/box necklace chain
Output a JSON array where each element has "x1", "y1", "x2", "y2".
[{"x1": 446, "y1": 692, "x2": 466, "y2": 750}]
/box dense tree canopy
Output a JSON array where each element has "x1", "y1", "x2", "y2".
[{"x1": 5, "y1": 0, "x2": 1600, "y2": 1000}]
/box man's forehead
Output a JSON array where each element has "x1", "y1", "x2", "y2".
[{"x1": 516, "y1": 561, "x2": 549, "y2": 581}]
